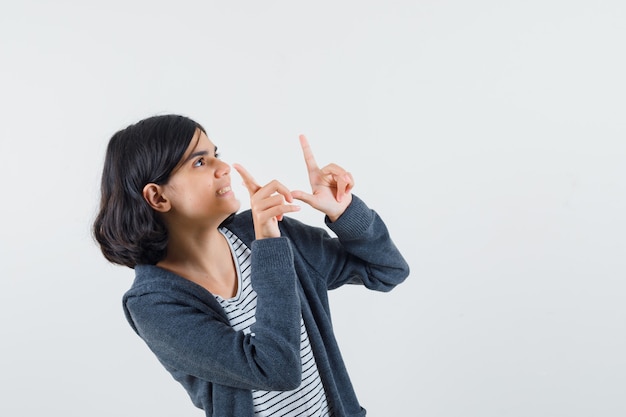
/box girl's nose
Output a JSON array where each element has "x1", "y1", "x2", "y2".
[{"x1": 216, "y1": 160, "x2": 231, "y2": 177}]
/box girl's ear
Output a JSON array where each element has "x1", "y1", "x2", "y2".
[{"x1": 142, "y1": 183, "x2": 171, "y2": 213}]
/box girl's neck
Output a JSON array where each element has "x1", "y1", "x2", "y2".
[{"x1": 158, "y1": 226, "x2": 238, "y2": 298}]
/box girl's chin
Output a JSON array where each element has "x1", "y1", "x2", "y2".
[{"x1": 228, "y1": 198, "x2": 241, "y2": 212}]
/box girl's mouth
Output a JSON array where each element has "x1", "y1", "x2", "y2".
[{"x1": 216, "y1": 186, "x2": 231, "y2": 196}]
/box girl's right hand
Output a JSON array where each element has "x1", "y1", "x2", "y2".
[{"x1": 233, "y1": 163, "x2": 300, "y2": 239}]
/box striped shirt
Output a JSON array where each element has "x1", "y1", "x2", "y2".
[{"x1": 216, "y1": 227, "x2": 332, "y2": 417}]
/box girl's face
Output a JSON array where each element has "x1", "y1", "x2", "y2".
[{"x1": 160, "y1": 130, "x2": 240, "y2": 227}]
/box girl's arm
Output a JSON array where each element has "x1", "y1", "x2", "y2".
[
  {"x1": 287, "y1": 135, "x2": 409, "y2": 291},
  {"x1": 123, "y1": 237, "x2": 303, "y2": 391},
  {"x1": 282, "y1": 194, "x2": 410, "y2": 291}
]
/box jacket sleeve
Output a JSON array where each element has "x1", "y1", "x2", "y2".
[
  {"x1": 284, "y1": 194, "x2": 410, "y2": 292},
  {"x1": 123, "y1": 238, "x2": 302, "y2": 391}
]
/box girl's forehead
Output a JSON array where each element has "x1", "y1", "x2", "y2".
[
  {"x1": 200, "y1": 131, "x2": 216, "y2": 148},
  {"x1": 185, "y1": 130, "x2": 213, "y2": 154}
]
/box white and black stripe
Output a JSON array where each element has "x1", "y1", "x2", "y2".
[{"x1": 216, "y1": 228, "x2": 331, "y2": 417}]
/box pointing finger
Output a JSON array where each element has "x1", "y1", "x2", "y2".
[
  {"x1": 232, "y1": 163, "x2": 261, "y2": 195},
  {"x1": 299, "y1": 134, "x2": 319, "y2": 176}
]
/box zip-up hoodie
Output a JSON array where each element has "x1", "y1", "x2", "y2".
[{"x1": 123, "y1": 195, "x2": 410, "y2": 417}]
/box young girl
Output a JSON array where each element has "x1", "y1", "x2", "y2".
[{"x1": 93, "y1": 114, "x2": 410, "y2": 417}]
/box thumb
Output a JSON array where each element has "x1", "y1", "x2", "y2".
[{"x1": 291, "y1": 190, "x2": 316, "y2": 207}]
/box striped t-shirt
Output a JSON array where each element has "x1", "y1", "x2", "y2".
[{"x1": 215, "y1": 227, "x2": 332, "y2": 417}]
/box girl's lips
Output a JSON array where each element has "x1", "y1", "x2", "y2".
[{"x1": 216, "y1": 186, "x2": 232, "y2": 196}]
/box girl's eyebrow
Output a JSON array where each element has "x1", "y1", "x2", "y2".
[
  {"x1": 183, "y1": 146, "x2": 217, "y2": 164},
  {"x1": 184, "y1": 150, "x2": 208, "y2": 164}
]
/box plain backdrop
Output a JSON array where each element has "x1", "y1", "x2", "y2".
[{"x1": 1, "y1": 1, "x2": 625, "y2": 416}]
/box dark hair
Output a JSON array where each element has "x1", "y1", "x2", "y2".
[{"x1": 93, "y1": 114, "x2": 206, "y2": 268}]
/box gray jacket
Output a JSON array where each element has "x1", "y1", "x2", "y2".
[{"x1": 123, "y1": 195, "x2": 410, "y2": 416}]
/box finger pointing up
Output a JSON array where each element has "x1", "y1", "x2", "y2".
[
  {"x1": 299, "y1": 134, "x2": 320, "y2": 176},
  {"x1": 232, "y1": 163, "x2": 261, "y2": 195}
]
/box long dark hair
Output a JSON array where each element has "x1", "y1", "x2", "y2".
[{"x1": 93, "y1": 114, "x2": 206, "y2": 268}]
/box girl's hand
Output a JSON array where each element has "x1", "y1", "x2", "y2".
[
  {"x1": 291, "y1": 135, "x2": 354, "y2": 222},
  {"x1": 233, "y1": 163, "x2": 300, "y2": 239}
]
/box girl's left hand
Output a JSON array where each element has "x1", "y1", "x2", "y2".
[{"x1": 291, "y1": 135, "x2": 354, "y2": 222}]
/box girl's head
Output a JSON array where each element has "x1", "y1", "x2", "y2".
[{"x1": 93, "y1": 114, "x2": 206, "y2": 268}]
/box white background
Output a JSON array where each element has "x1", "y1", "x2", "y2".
[{"x1": 1, "y1": 1, "x2": 625, "y2": 416}]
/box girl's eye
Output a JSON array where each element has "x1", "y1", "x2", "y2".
[
  {"x1": 214, "y1": 152, "x2": 221, "y2": 159},
  {"x1": 193, "y1": 158, "x2": 205, "y2": 167}
]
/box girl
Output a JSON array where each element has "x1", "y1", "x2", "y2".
[{"x1": 93, "y1": 114, "x2": 410, "y2": 417}]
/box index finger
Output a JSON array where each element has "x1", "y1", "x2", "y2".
[
  {"x1": 232, "y1": 163, "x2": 261, "y2": 194},
  {"x1": 299, "y1": 134, "x2": 319, "y2": 175}
]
